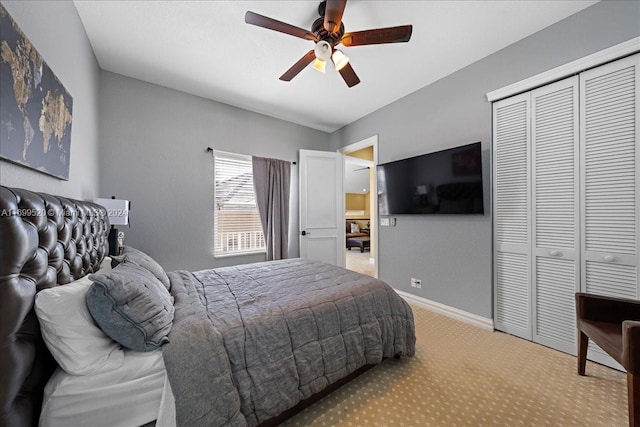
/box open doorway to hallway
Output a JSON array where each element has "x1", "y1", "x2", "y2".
[{"x1": 340, "y1": 136, "x2": 378, "y2": 278}]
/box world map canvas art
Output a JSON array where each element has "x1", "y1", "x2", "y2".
[{"x1": 0, "y1": 4, "x2": 73, "y2": 180}]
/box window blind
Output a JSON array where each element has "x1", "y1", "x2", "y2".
[{"x1": 214, "y1": 150, "x2": 265, "y2": 256}]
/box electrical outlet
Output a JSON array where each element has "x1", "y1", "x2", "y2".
[
  {"x1": 380, "y1": 217, "x2": 390, "y2": 227},
  {"x1": 411, "y1": 278, "x2": 422, "y2": 289}
]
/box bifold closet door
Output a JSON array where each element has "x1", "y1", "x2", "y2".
[
  {"x1": 531, "y1": 77, "x2": 580, "y2": 355},
  {"x1": 493, "y1": 93, "x2": 531, "y2": 340},
  {"x1": 580, "y1": 53, "x2": 640, "y2": 367}
]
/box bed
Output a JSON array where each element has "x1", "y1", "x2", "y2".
[{"x1": 0, "y1": 186, "x2": 416, "y2": 427}]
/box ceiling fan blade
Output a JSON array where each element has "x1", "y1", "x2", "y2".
[
  {"x1": 245, "y1": 11, "x2": 318, "y2": 41},
  {"x1": 338, "y1": 62, "x2": 360, "y2": 88},
  {"x1": 324, "y1": 0, "x2": 347, "y2": 33},
  {"x1": 279, "y1": 50, "x2": 316, "y2": 81},
  {"x1": 341, "y1": 25, "x2": 413, "y2": 47}
]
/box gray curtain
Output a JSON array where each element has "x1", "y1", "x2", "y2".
[{"x1": 252, "y1": 156, "x2": 291, "y2": 261}]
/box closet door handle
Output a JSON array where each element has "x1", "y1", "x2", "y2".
[
  {"x1": 604, "y1": 255, "x2": 615, "y2": 262},
  {"x1": 549, "y1": 250, "x2": 560, "y2": 257}
]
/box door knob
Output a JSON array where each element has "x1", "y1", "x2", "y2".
[
  {"x1": 604, "y1": 255, "x2": 615, "y2": 262},
  {"x1": 549, "y1": 250, "x2": 560, "y2": 256},
  {"x1": 301, "y1": 230, "x2": 310, "y2": 236}
]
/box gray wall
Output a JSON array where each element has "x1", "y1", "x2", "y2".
[
  {"x1": 0, "y1": 1, "x2": 100, "y2": 199},
  {"x1": 98, "y1": 71, "x2": 329, "y2": 271},
  {"x1": 329, "y1": 0, "x2": 640, "y2": 319}
]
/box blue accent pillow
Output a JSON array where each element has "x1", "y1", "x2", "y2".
[{"x1": 87, "y1": 261, "x2": 174, "y2": 351}]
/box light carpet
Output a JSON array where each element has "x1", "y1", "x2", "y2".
[{"x1": 283, "y1": 304, "x2": 627, "y2": 426}]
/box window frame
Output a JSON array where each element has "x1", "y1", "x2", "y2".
[{"x1": 213, "y1": 150, "x2": 266, "y2": 258}]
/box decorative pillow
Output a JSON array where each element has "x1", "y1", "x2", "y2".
[
  {"x1": 87, "y1": 261, "x2": 175, "y2": 352},
  {"x1": 351, "y1": 223, "x2": 360, "y2": 233},
  {"x1": 97, "y1": 256, "x2": 112, "y2": 273},
  {"x1": 34, "y1": 275, "x2": 125, "y2": 375},
  {"x1": 112, "y1": 246, "x2": 170, "y2": 290}
]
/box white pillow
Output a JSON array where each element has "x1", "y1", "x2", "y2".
[
  {"x1": 35, "y1": 273, "x2": 124, "y2": 375},
  {"x1": 99, "y1": 256, "x2": 113, "y2": 273}
]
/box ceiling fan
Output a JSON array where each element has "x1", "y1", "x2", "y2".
[{"x1": 245, "y1": 0, "x2": 412, "y2": 88}]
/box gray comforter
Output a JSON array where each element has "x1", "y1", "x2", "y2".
[{"x1": 162, "y1": 258, "x2": 415, "y2": 426}]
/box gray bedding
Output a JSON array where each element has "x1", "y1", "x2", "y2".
[{"x1": 162, "y1": 258, "x2": 415, "y2": 426}]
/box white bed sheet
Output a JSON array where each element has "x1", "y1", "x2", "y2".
[{"x1": 40, "y1": 349, "x2": 176, "y2": 427}]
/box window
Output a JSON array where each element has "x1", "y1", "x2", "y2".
[{"x1": 214, "y1": 150, "x2": 265, "y2": 256}]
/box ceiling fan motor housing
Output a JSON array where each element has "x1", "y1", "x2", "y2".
[{"x1": 311, "y1": 17, "x2": 344, "y2": 46}]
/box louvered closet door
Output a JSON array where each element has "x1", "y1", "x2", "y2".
[
  {"x1": 581, "y1": 53, "x2": 640, "y2": 368},
  {"x1": 531, "y1": 77, "x2": 580, "y2": 355},
  {"x1": 493, "y1": 93, "x2": 531, "y2": 340}
]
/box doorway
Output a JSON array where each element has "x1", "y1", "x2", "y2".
[{"x1": 339, "y1": 135, "x2": 378, "y2": 278}]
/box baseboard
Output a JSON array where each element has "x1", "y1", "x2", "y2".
[{"x1": 394, "y1": 289, "x2": 494, "y2": 331}]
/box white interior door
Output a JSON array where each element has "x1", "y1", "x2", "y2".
[
  {"x1": 299, "y1": 149, "x2": 345, "y2": 266},
  {"x1": 580, "y1": 53, "x2": 639, "y2": 369},
  {"x1": 531, "y1": 76, "x2": 579, "y2": 355},
  {"x1": 493, "y1": 92, "x2": 532, "y2": 340}
]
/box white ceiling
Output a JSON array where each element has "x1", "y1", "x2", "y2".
[
  {"x1": 74, "y1": 0, "x2": 597, "y2": 133},
  {"x1": 345, "y1": 162, "x2": 370, "y2": 194}
]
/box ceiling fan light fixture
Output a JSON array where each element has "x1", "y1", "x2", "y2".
[
  {"x1": 245, "y1": 1, "x2": 412, "y2": 87},
  {"x1": 313, "y1": 40, "x2": 332, "y2": 61},
  {"x1": 331, "y1": 49, "x2": 349, "y2": 71},
  {"x1": 312, "y1": 58, "x2": 326, "y2": 73}
]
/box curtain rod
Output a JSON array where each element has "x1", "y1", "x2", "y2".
[{"x1": 205, "y1": 147, "x2": 296, "y2": 165}]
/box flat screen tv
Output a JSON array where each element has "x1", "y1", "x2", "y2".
[{"x1": 377, "y1": 142, "x2": 484, "y2": 215}]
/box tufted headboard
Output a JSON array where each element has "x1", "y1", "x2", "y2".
[{"x1": 0, "y1": 186, "x2": 109, "y2": 427}]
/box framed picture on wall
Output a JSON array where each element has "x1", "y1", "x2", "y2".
[{"x1": 0, "y1": 4, "x2": 73, "y2": 180}]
